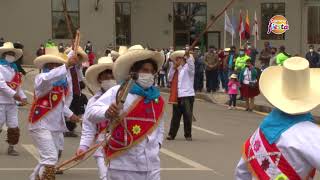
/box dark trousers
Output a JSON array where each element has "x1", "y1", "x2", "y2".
[
  {"x1": 168, "y1": 96, "x2": 194, "y2": 138},
  {"x1": 229, "y1": 94, "x2": 237, "y2": 106},
  {"x1": 205, "y1": 69, "x2": 219, "y2": 92},
  {"x1": 66, "y1": 94, "x2": 83, "y2": 132},
  {"x1": 194, "y1": 72, "x2": 204, "y2": 91},
  {"x1": 218, "y1": 70, "x2": 228, "y2": 90},
  {"x1": 157, "y1": 74, "x2": 165, "y2": 87}
]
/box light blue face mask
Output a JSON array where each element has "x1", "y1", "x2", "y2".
[
  {"x1": 239, "y1": 51, "x2": 244, "y2": 55},
  {"x1": 42, "y1": 67, "x2": 67, "y2": 87},
  {"x1": 42, "y1": 68, "x2": 50, "y2": 73}
]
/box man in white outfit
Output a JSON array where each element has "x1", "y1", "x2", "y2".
[
  {"x1": 0, "y1": 42, "x2": 27, "y2": 156},
  {"x1": 28, "y1": 46, "x2": 79, "y2": 180},
  {"x1": 77, "y1": 54, "x2": 117, "y2": 180},
  {"x1": 86, "y1": 45, "x2": 165, "y2": 180},
  {"x1": 235, "y1": 57, "x2": 320, "y2": 179}
]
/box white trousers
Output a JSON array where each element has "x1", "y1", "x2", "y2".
[
  {"x1": 0, "y1": 104, "x2": 18, "y2": 129},
  {"x1": 29, "y1": 129, "x2": 62, "y2": 180},
  {"x1": 96, "y1": 156, "x2": 108, "y2": 180},
  {"x1": 107, "y1": 169, "x2": 160, "y2": 180}
]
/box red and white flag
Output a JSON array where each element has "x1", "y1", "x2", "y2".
[
  {"x1": 238, "y1": 10, "x2": 245, "y2": 40},
  {"x1": 252, "y1": 11, "x2": 259, "y2": 40}
]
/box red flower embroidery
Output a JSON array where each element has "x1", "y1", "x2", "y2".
[
  {"x1": 261, "y1": 158, "x2": 270, "y2": 171},
  {"x1": 254, "y1": 140, "x2": 261, "y2": 152}
]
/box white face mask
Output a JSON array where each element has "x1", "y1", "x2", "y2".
[
  {"x1": 5, "y1": 55, "x2": 15, "y2": 63},
  {"x1": 310, "y1": 49, "x2": 314, "y2": 53},
  {"x1": 137, "y1": 73, "x2": 154, "y2": 89},
  {"x1": 101, "y1": 80, "x2": 117, "y2": 91}
]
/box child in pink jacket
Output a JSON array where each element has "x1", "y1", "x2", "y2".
[{"x1": 228, "y1": 74, "x2": 240, "y2": 109}]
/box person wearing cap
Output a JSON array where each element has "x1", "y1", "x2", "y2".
[
  {"x1": 28, "y1": 46, "x2": 79, "y2": 180},
  {"x1": 0, "y1": 42, "x2": 27, "y2": 156},
  {"x1": 204, "y1": 46, "x2": 220, "y2": 93},
  {"x1": 167, "y1": 50, "x2": 195, "y2": 141},
  {"x1": 276, "y1": 45, "x2": 291, "y2": 66},
  {"x1": 245, "y1": 42, "x2": 259, "y2": 67},
  {"x1": 13, "y1": 41, "x2": 27, "y2": 76},
  {"x1": 259, "y1": 41, "x2": 272, "y2": 69},
  {"x1": 194, "y1": 48, "x2": 205, "y2": 92},
  {"x1": 235, "y1": 57, "x2": 320, "y2": 179},
  {"x1": 227, "y1": 73, "x2": 240, "y2": 110},
  {"x1": 86, "y1": 45, "x2": 165, "y2": 180},
  {"x1": 235, "y1": 48, "x2": 251, "y2": 72},
  {"x1": 218, "y1": 48, "x2": 230, "y2": 92},
  {"x1": 76, "y1": 54, "x2": 116, "y2": 180},
  {"x1": 305, "y1": 44, "x2": 319, "y2": 68},
  {"x1": 64, "y1": 47, "x2": 89, "y2": 137}
]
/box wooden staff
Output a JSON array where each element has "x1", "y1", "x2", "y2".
[
  {"x1": 189, "y1": 0, "x2": 237, "y2": 51},
  {"x1": 169, "y1": 0, "x2": 237, "y2": 104},
  {"x1": 56, "y1": 74, "x2": 138, "y2": 172}
]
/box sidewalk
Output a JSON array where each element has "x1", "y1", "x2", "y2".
[{"x1": 160, "y1": 87, "x2": 320, "y2": 119}]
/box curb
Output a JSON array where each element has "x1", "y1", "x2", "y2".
[{"x1": 159, "y1": 88, "x2": 215, "y2": 104}]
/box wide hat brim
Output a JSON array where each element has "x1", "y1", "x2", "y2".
[
  {"x1": 0, "y1": 48, "x2": 23, "y2": 61},
  {"x1": 34, "y1": 54, "x2": 67, "y2": 69},
  {"x1": 113, "y1": 49, "x2": 164, "y2": 82},
  {"x1": 170, "y1": 50, "x2": 194, "y2": 61},
  {"x1": 259, "y1": 66, "x2": 320, "y2": 115},
  {"x1": 85, "y1": 63, "x2": 113, "y2": 89},
  {"x1": 65, "y1": 48, "x2": 89, "y2": 62}
]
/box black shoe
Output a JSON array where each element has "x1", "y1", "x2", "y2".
[
  {"x1": 64, "y1": 132, "x2": 78, "y2": 137},
  {"x1": 166, "y1": 136, "x2": 174, "y2": 140},
  {"x1": 185, "y1": 137, "x2": 192, "y2": 141}
]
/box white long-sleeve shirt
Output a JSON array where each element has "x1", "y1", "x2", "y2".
[
  {"x1": 28, "y1": 65, "x2": 69, "y2": 132},
  {"x1": 168, "y1": 56, "x2": 195, "y2": 98},
  {"x1": 86, "y1": 85, "x2": 165, "y2": 171},
  {"x1": 0, "y1": 65, "x2": 26, "y2": 104},
  {"x1": 235, "y1": 121, "x2": 320, "y2": 179},
  {"x1": 79, "y1": 90, "x2": 105, "y2": 157}
]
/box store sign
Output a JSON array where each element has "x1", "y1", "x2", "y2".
[{"x1": 267, "y1": 15, "x2": 289, "y2": 35}]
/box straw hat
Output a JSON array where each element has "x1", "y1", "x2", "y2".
[
  {"x1": 230, "y1": 74, "x2": 238, "y2": 79},
  {"x1": 0, "y1": 42, "x2": 23, "y2": 61},
  {"x1": 113, "y1": 45, "x2": 164, "y2": 82},
  {"x1": 118, "y1": 46, "x2": 128, "y2": 55},
  {"x1": 224, "y1": 48, "x2": 231, "y2": 52},
  {"x1": 259, "y1": 57, "x2": 320, "y2": 115},
  {"x1": 34, "y1": 47, "x2": 67, "y2": 68},
  {"x1": 170, "y1": 50, "x2": 193, "y2": 61},
  {"x1": 64, "y1": 47, "x2": 88, "y2": 62},
  {"x1": 85, "y1": 54, "x2": 114, "y2": 88}
]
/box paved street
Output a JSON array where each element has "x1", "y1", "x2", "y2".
[{"x1": 0, "y1": 69, "x2": 303, "y2": 180}]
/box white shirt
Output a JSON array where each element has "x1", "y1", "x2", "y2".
[
  {"x1": 168, "y1": 56, "x2": 195, "y2": 98},
  {"x1": 235, "y1": 121, "x2": 320, "y2": 179},
  {"x1": 79, "y1": 90, "x2": 105, "y2": 157},
  {"x1": 86, "y1": 85, "x2": 165, "y2": 171},
  {"x1": 28, "y1": 65, "x2": 69, "y2": 132},
  {"x1": 0, "y1": 65, "x2": 26, "y2": 104}
]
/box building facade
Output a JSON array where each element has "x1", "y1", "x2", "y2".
[{"x1": 0, "y1": 0, "x2": 318, "y2": 64}]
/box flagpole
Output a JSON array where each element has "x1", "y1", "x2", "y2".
[
  {"x1": 224, "y1": 12, "x2": 227, "y2": 49},
  {"x1": 239, "y1": 9, "x2": 242, "y2": 48},
  {"x1": 231, "y1": 8, "x2": 234, "y2": 46},
  {"x1": 254, "y1": 11, "x2": 257, "y2": 48}
]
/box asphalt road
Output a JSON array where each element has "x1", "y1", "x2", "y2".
[{"x1": 0, "y1": 69, "x2": 268, "y2": 180}]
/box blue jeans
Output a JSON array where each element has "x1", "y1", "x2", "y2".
[{"x1": 218, "y1": 69, "x2": 228, "y2": 90}]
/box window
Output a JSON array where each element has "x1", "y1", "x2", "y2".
[
  {"x1": 173, "y1": 2, "x2": 207, "y2": 49},
  {"x1": 116, "y1": 2, "x2": 131, "y2": 46},
  {"x1": 261, "y1": 3, "x2": 285, "y2": 40},
  {"x1": 308, "y1": 6, "x2": 320, "y2": 44},
  {"x1": 52, "y1": 0, "x2": 80, "y2": 39}
]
